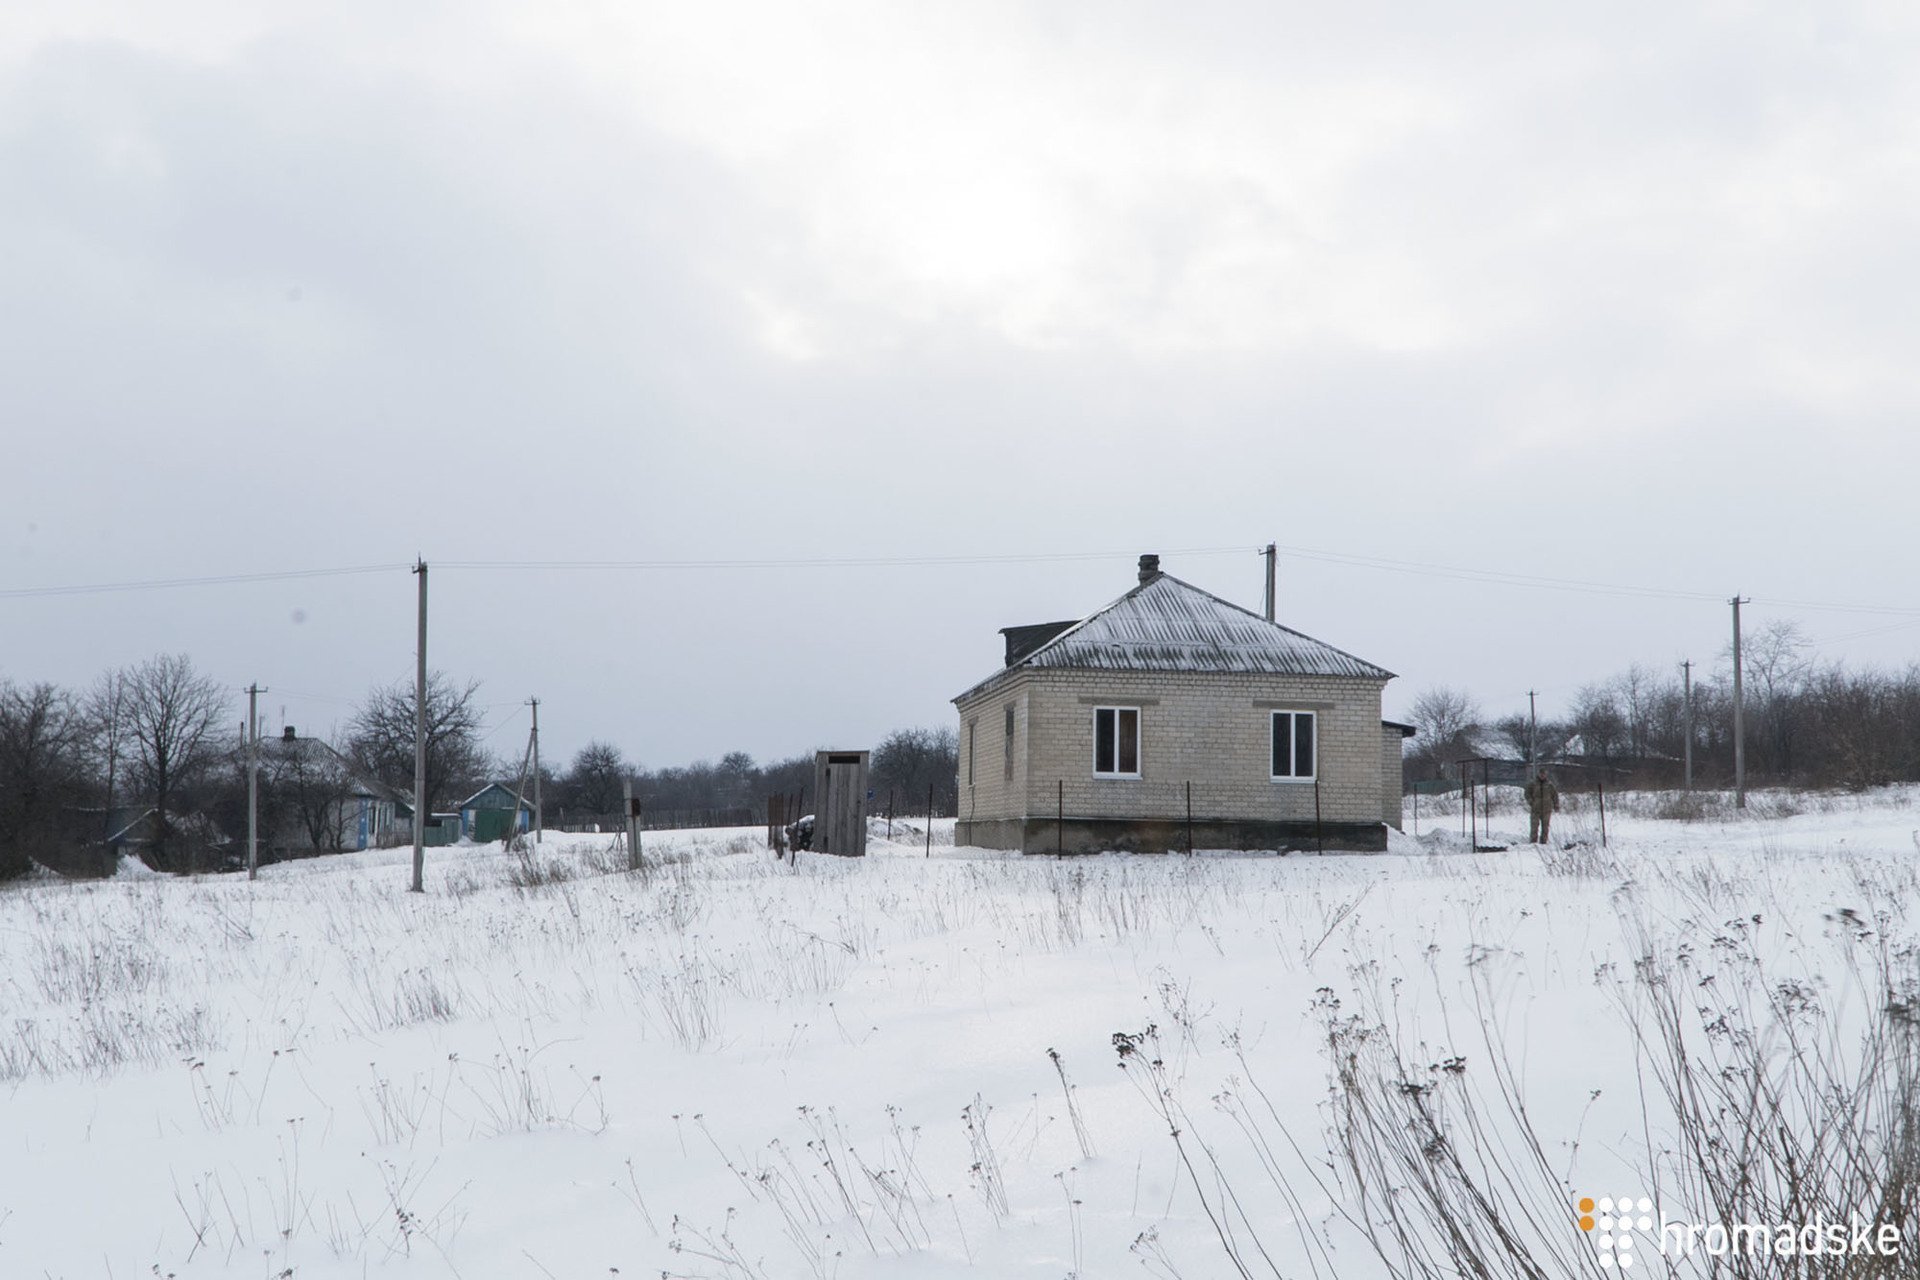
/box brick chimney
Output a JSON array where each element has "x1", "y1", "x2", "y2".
[
  {"x1": 282, "y1": 726, "x2": 297, "y2": 741},
  {"x1": 1138, "y1": 553, "x2": 1161, "y2": 583}
]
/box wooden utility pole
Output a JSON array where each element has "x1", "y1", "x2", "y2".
[
  {"x1": 528, "y1": 697, "x2": 542, "y2": 844},
  {"x1": 246, "y1": 683, "x2": 264, "y2": 880},
  {"x1": 411, "y1": 559, "x2": 428, "y2": 893},
  {"x1": 623, "y1": 775, "x2": 644, "y2": 873},
  {"x1": 1527, "y1": 690, "x2": 1538, "y2": 768},
  {"x1": 510, "y1": 725, "x2": 535, "y2": 844},
  {"x1": 1681, "y1": 659, "x2": 1694, "y2": 792},
  {"x1": 1262, "y1": 542, "x2": 1277, "y2": 622},
  {"x1": 1731, "y1": 597, "x2": 1749, "y2": 809}
]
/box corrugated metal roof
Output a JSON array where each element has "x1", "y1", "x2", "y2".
[{"x1": 956, "y1": 573, "x2": 1393, "y2": 701}]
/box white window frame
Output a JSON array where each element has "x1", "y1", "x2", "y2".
[
  {"x1": 1269, "y1": 710, "x2": 1317, "y2": 782},
  {"x1": 1093, "y1": 706, "x2": 1142, "y2": 779}
]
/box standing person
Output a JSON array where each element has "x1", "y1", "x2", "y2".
[{"x1": 1524, "y1": 768, "x2": 1559, "y2": 845}]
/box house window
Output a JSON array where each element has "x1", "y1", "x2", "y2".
[
  {"x1": 1271, "y1": 711, "x2": 1316, "y2": 780},
  {"x1": 1003, "y1": 703, "x2": 1015, "y2": 781},
  {"x1": 967, "y1": 718, "x2": 977, "y2": 786},
  {"x1": 1093, "y1": 707, "x2": 1141, "y2": 777}
]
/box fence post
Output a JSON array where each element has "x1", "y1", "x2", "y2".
[
  {"x1": 1460, "y1": 762, "x2": 1469, "y2": 838},
  {"x1": 1057, "y1": 779, "x2": 1064, "y2": 856},
  {"x1": 1481, "y1": 759, "x2": 1492, "y2": 841},
  {"x1": 925, "y1": 782, "x2": 933, "y2": 857},
  {"x1": 1185, "y1": 781, "x2": 1193, "y2": 855},
  {"x1": 1314, "y1": 774, "x2": 1324, "y2": 854},
  {"x1": 1598, "y1": 777, "x2": 1607, "y2": 849}
]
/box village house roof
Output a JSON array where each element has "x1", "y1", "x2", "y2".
[
  {"x1": 956, "y1": 560, "x2": 1394, "y2": 702},
  {"x1": 265, "y1": 728, "x2": 414, "y2": 810},
  {"x1": 459, "y1": 782, "x2": 533, "y2": 811}
]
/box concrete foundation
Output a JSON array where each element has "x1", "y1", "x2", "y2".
[{"x1": 956, "y1": 816, "x2": 1387, "y2": 854}]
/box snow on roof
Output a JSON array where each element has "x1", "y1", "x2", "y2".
[
  {"x1": 956, "y1": 571, "x2": 1393, "y2": 701},
  {"x1": 460, "y1": 782, "x2": 533, "y2": 809}
]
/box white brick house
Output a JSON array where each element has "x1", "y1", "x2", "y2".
[{"x1": 953, "y1": 555, "x2": 1409, "y2": 853}]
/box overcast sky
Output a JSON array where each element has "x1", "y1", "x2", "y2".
[{"x1": 5, "y1": 0, "x2": 1919, "y2": 768}]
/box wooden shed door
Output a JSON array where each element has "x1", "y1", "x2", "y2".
[{"x1": 825, "y1": 758, "x2": 863, "y2": 855}]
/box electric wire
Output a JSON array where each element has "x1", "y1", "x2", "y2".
[{"x1": 2, "y1": 544, "x2": 1915, "y2": 623}]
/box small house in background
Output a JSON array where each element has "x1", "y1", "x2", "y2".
[
  {"x1": 953, "y1": 554, "x2": 1405, "y2": 853},
  {"x1": 459, "y1": 783, "x2": 532, "y2": 843},
  {"x1": 263, "y1": 727, "x2": 408, "y2": 854}
]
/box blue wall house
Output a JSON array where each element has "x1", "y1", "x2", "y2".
[
  {"x1": 458, "y1": 783, "x2": 533, "y2": 843},
  {"x1": 262, "y1": 727, "x2": 409, "y2": 854}
]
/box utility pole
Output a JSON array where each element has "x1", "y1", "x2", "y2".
[
  {"x1": 510, "y1": 724, "x2": 534, "y2": 845},
  {"x1": 1527, "y1": 690, "x2": 1538, "y2": 768},
  {"x1": 246, "y1": 683, "x2": 265, "y2": 880},
  {"x1": 624, "y1": 775, "x2": 644, "y2": 874},
  {"x1": 1681, "y1": 659, "x2": 1694, "y2": 792},
  {"x1": 411, "y1": 559, "x2": 428, "y2": 893},
  {"x1": 528, "y1": 697, "x2": 542, "y2": 844},
  {"x1": 1262, "y1": 542, "x2": 1277, "y2": 622},
  {"x1": 1730, "y1": 596, "x2": 1749, "y2": 809}
]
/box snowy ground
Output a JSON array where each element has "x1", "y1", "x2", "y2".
[{"x1": 3, "y1": 788, "x2": 1917, "y2": 1278}]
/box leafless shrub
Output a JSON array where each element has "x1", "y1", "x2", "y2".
[
  {"x1": 507, "y1": 847, "x2": 574, "y2": 890},
  {"x1": 1533, "y1": 843, "x2": 1623, "y2": 879},
  {"x1": 1117, "y1": 893, "x2": 1920, "y2": 1280}
]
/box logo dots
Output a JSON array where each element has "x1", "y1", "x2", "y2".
[{"x1": 1579, "y1": 1194, "x2": 1654, "y2": 1268}]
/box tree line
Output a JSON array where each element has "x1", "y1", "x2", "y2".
[
  {"x1": 0, "y1": 653, "x2": 960, "y2": 878},
  {"x1": 547, "y1": 726, "x2": 959, "y2": 826},
  {"x1": 1403, "y1": 622, "x2": 1920, "y2": 791}
]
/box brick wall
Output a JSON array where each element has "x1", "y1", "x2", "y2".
[
  {"x1": 1380, "y1": 726, "x2": 1406, "y2": 830},
  {"x1": 961, "y1": 669, "x2": 1389, "y2": 826},
  {"x1": 955, "y1": 677, "x2": 1032, "y2": 823}
]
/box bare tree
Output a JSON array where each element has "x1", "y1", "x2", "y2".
[
  {"x1": 82, "y1": 669, "x2": 130, "y2": 820},
  {"x1": 119, "y1": 654, "x2": 228, "y2": 870},
  {"x1": 1614, "y1": 662, "x2": 1657, "y2": 760},
  {"x1": 716, "y1": 751, "x2": 757, "y2": 806},
  {"x1": 871, "y1": 726, "x2": 960, "y2": 813},
  {"x1": 347, "y1": 672, "x2": 486, "y2": 817},
  {"x1": 275, "y1": 734, "x2": 356, "y2": 853},
  {"x1": 1568, "y1": 682, "x2": 1628, "y2": 768},
  {"x1": 0, "y1": 681, "x2": 88, "y2": 878},
  {"x1": 1404, "y1": 686, "x2": 1481, "y2": 779},
  {"x1": 564, "y1": 741, "x2": 631, "y2": 815},
  {"x1": 1738, "y1": 619, "x2": 1811, "y2": 780},
  {"x1": 1491, "y1": 711, "x2": 1569, "y2": 765}
]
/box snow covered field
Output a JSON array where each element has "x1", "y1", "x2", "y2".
[{"x1": 4, "y1": 789, "x2": 1918, "y2": 1278}]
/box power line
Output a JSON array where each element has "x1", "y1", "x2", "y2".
[
  {"x1": 0, "y1": 548, "x2": 1245, "y2": 599},
  {"x1": 434, "y1": 546, "x2": 1249, "y2": 571},
  {"x1": 1266, "y1": 542, "x2": 1920, "y2": 616},
  {"x1": 1270, "y1": 542, "x2": 1725, "y2": 603},
  {"x1": 5, "y1": 543, "x2": 1917, "y2": 621},
  {"x1": 0, "y1": 563, "x2": 407, "y2": 600},
  {"x1": 1817, "y1": 615, "x2": 1920, "y2": 646}
]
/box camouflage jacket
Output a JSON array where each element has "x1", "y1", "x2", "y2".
[{"x1": 1524, "y1": 779, "x2": 1559, "y2": 813}]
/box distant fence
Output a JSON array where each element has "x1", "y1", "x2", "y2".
[
  {"x1": 555, "y1": 806, "x2": 757, "y2": 833},
  {"x1": 766, "y1": 790, "x2": 805, "y2": 852}
]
